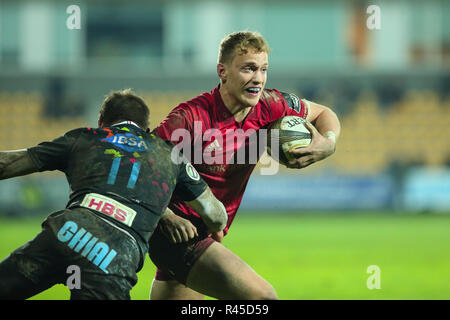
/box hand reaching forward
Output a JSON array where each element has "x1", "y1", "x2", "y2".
[{"x1": 159, "y1": 211, "x2": 198, "y2": 243}]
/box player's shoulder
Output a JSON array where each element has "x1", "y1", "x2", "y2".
[
  {"x1": 74, "y1": 126, "x2": 115, "y2": 138},
  {"x1": 182, "y1": 89, "x2": 214, "y2": 112},
  {"x1": 261, "y1": 88, "x2": 305, "y2": 113},
  {"x1": 67, "y1": 126, "x2": 131, "y2": 140},
  {"x1": 260, "y1": 88, "x2": 284, "y2": 103},
  {"x1": 147, "y1": 131, "x2": 175, "y2": 151},
  {"x1": 61, "y1": 127, "x2": 90, "y2": 138},
  {"x1": 167, "y1": 88, "x2": 215, "y2": 126},
  {"x1": 150, "y1": 133, "x2": 186, "y2": 167}
]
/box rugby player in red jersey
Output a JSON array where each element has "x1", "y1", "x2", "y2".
[{"x1": 148, "y1": 31, "x2": 341, "y2": 299}]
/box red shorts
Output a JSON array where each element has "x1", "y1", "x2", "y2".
[{"x1": 148, "y1": 225, "x2": 215, "y2": 285}]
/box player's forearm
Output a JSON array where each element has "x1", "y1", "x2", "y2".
[
  {"x1": 311, "y1": 106, "x2": 341, "y2": 145},
  {"x1": 204, "y1": 200, "x2": 228, "y2": 233},
  {"x1": 197, "y1": 199, "x2": 228, "y2": 232},
  {"x1": 186, "y1": 188, "x2": 228, "y2": 232},
  {"x1": 0, "y1": 150, "x2": 38, "y2": 180}
]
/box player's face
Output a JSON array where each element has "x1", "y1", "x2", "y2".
[{"x1": 221, "y1": 50, "x2": 268, "y2": 108}]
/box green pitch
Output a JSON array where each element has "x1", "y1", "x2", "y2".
[{"x1": 0, "y1": 213, "x2": 449, "y2": 300}]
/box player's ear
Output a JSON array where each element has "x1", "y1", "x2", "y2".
[{"x1": 217, "y1": 63, "x2": 227, "y2": 82}]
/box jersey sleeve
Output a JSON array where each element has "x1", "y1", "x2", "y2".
[
  {"x1": 27, "y1": 128, "x2": 82, "y2": 172},
  {"x1": 277, "y1": 90, "x2": 310, "y2": 120},
  {"x1": 152, "y1": 104, "x2": 195, "y2": 143},
  {"x1": 173, "y1": 160, "x2": 207, "y2": 202}
]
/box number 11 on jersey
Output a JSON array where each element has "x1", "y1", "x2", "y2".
[{"x1": 107, "y1": 157, "x2": 141, "y2": 189}]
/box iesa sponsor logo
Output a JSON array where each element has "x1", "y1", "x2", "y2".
[
  {"x1": 169, "y1": 121, "x2": 281, "y2": 175},
  {"x1": 57, "y1": 221, "x2": 117, "y2": 274},
  {"x1": 101, "y1": 133, "x2": 149, "y2": 153}
]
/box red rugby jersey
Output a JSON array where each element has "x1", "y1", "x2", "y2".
[{"x1": 153, "y1": 86, "x2": 308, "y2": 235}]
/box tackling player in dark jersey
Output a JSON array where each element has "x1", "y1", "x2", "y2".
[
  {"x1": 148, "y1": 31, "x2": 341, "y2": 299},
  {"x1": 0, "y1": 89, "x2": 227, "y2": 300}
]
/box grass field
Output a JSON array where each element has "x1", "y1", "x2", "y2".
[{"x1": 1, "y1": 212, "x2": 449, "y2": 300}]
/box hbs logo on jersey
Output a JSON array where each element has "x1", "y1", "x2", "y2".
[{"x1": 101, "y1": 133, "x2": 149, "y2": 152}]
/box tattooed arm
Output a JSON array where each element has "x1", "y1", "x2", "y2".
[{"x1": 0, "y1": 150, "x2": 38, "y2": 180}]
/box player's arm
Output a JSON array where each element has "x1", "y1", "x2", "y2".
[
  {"x1": 288, "y1": 101, "x2": 341, "y2": 169},
  {"x1": 159, "y1": 207, "x2": 199, "y2": 244},
  {"x1": 0, "y1": 149, "x2": 38, "y2": 180},
  {"x1": 152, "y1": 103, "x2": 194, "y2": 142},
  {"x1": 1, "y1": 129, "x2": 80, "y2": 179},
  {"x1": 185, "y1": 187, "x2": 227, "y2": 233},
  {"x1": 307, "y1": 101, "x2": 341, "y2": 143},
  {"x1": 159, "y1": 187, "x2": 227, "y2": 244},
  {"x1": 174, "y1": 161, "x2": 228, "y2": 233}
]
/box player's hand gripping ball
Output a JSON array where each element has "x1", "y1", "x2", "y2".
[{"x1": 266, "y1": 116, "x2": 312, "y2": 166}]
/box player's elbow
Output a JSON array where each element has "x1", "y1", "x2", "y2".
[
  {"x1": 204, "y1": 201, "x2": 228, "y2": 232},
  {"x1": 188, "y1": 188, "x2": 228, "y2": 232}
]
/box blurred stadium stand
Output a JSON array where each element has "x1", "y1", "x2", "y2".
[
  {"x1": 0, "y1": 92, "x2": 85, "y2": 150},
  {"x1": 0, "y1": 0, "x2": 449, "y2": 214},
  {"x1": 1, "y1": 89, "x2": 449, "y2": 175}
]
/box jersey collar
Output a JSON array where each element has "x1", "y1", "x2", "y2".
[{"x1": 111, "y1": 121, "x2": 140, "y2": 128}]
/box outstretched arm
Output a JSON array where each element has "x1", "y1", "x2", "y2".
[
  {"x1": 158, "y1": 188, "x2": 228, "y2": 244},
  {"x1": 166, "y1": 158, "x2": 228, "y2": 243},
  {"x1": 0, "y1": 149, "x2": 38, "y2": 180},
  {"x1": 186, "y1": 187, "x2": 228, "y2": 233}
]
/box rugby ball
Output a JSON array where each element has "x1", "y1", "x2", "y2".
[{"x1": 266, "y1": 116, "x2": 312, "y2": 166}]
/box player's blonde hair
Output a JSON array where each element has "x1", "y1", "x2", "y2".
[{"x1": 218, "y1": 31, "x2": 271, "y2": 64}]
